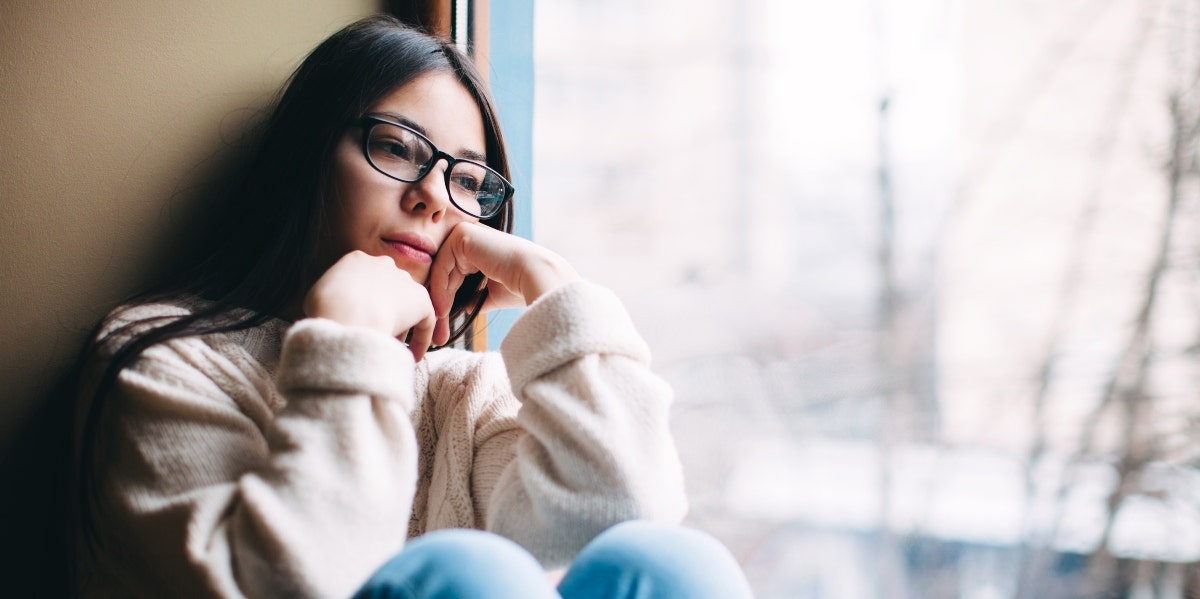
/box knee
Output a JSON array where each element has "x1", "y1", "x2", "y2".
[
  {"x1": 356, "y1": 529, "x2": 554, "y2": 599},
  {"x1": 594, "y1": 520, "x2": 714, "y2": 549},
  {"x1": 399, "y1": 528, "x2": 533, "y2": 569},
  {"x1": 561, "y1": 521, "x2": 753, "y2": 599},
  {"x1": 589, "y1": 521, "x2": 736, "y2": 570}
]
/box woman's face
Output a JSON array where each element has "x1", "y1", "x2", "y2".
[{"x1": 325, "y1": 71, "x2": 486, "y2": 284}]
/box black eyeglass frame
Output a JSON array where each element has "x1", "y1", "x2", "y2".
[{"x1": 356, "y1": 115, "x2": 514, "y2": 220}]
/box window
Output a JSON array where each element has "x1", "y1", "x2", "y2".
[{"x1": 534, "y1": 0, "x2": 1200, "y2": 596}]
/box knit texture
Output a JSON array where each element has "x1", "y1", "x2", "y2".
[{"x1": 77, "y1": 281, "x2": 688, "y2": 598}]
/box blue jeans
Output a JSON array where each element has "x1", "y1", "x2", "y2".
[{"x1": 353, "y1": 521, "x2": 754, "y2": 599}]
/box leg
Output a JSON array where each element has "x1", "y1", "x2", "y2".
[
  {"x1": 557, "y1": 521, "x2": 754, "y2": 599},
  {"x1": 354, "y1": 529, "x2": 559, "y2": 599}
]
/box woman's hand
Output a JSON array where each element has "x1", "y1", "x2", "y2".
[
  {"x1": 427, "y1": 222, "x2": 579, "y2": 346},
  {"x1": 303, "y1": 251, "x2": 438, "y2": 361}
]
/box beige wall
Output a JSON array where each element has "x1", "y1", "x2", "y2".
[{"x1": 0, "y1": 2, "x2": 381, "y2": 447}]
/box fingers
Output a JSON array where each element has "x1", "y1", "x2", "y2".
[
  {"x1": 431, "y1": 222, "x2": 580, "y2": 310},
  {"x1": 428, "y1": 227, "x2": 474, "y2": 319},
  {"x1": 306, "y1": 251, "x2": 440, "y2": 358},
  {"x1": 405, "y1": 310, "x2": 436, "y2": 362},
  {"x1": 433, "y1": 314, "x2": 451, "y2": 348},
  {"x1": 429, "y1": 222, "x2": 523, "y2": 317}
]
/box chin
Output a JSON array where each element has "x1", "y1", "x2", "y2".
[{"x1": 396, "y1": 262, "x2": 430, "y2": 284}]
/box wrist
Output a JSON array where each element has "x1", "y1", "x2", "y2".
[{"x1": 521, "y1": 254, "x2": 580, "y2": 305}]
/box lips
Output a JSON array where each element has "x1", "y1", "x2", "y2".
[{"x1": 382, "y1": 232, "x2": 436, "y2": 264}]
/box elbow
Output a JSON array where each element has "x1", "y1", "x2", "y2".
[{"x1": 626, "y1": 466, "x2": 689, "y2": 526}]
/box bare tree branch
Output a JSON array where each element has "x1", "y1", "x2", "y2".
[{"x1": 1014, "y1": 1, "x2": 1159, "y2": 594}]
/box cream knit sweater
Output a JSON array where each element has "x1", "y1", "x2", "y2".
[{"x1": 79, "y1": 281, "x2": 688, "y2": 598}]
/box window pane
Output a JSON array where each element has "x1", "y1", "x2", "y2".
[{"x1": 535, "y1": 0, "x2": 1200, "y2": 596}]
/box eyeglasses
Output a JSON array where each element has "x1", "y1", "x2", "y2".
[{"x1": 357, "y1": 115, "x2": 513, "y2": 220}]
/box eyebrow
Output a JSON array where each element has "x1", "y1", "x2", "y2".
[{"x1": 372, "y1": 111, "x2": 487, "y2": 162}]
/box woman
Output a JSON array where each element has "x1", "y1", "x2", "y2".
[{"x1": 74, "y1": 15, "x2": 753, "y2": 599}]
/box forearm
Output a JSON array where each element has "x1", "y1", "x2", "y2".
[
  {"x1": 484, "y1": 281, "x2": 688, "y2": 567},
  {"x1": 93, "y1": 319, "x2": 420, "y2": 598},
  {"x1": 230, "y1": 388, "x2": 418, "y2": 597}
]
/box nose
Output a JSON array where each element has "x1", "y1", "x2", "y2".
[{"x1": 400, "y1": 157, "x2": 452, "y2": 221}]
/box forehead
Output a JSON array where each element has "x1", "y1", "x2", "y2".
[{"x1": 369, "y1": 71, "x2": 486, "y2": 156}]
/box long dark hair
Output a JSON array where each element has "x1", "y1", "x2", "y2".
[{"x1": 73, "y1": 14, "x2": 512, "y2": 560}]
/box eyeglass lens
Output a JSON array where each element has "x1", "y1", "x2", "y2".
[{"x1": 365, "y1": 122, "x2": 508, "y2": 219}]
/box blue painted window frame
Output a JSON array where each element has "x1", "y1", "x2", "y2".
[{"x1": 484, "y1": 0, "x2": 534, "y2": 350}]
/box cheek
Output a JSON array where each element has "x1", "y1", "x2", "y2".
[
  {"x1": 447, "y1": 211, "x2": 479, "y2": 229},
  {"x1": 330, "y1": 152, "x2": 390, "y2": 231},
  {"x1": 332, "y1": 148, "x2": 373, "y2": 203}
]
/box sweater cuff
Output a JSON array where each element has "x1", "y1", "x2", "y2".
[
  {"x1": 276, "y1": 318, "x2": 416, "y2": 410},
  {"x1": 500, "y1": 280, "x2": 650, "y2": 394}
]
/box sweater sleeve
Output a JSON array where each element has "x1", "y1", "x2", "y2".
[
  {"x1": 484, "y1": 280, "x2": 689, "y2": 567},
  {"x1": 86, "y1": 314, "x2": 419, "y2": 599}
]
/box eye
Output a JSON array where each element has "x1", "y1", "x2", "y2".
[
  {"x1": 383, "y1": 141, "x2": 409, "y2": 159},
  {"x1": 369, "y1": 137, "x2": 417, "y2": 162},
  {"x1": 366, "y1": 122, "x2": 433, "y2": 170},
  {"x1": 451, "y1": 172, "x2": 483, "y2": 193}
]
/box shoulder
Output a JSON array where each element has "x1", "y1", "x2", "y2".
[
  {"x1": 93, "y1": 297, "x2": 280, "y2": 366},
  {"x1": 82, "y1": 298, "x2": 225, "y2": 405},
  {"x1": 94, "y1": 298, "x2": 204, "y2": 355},
  {"x1": 89, "y1": 298, "x2": 286, "y2": 408}
]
